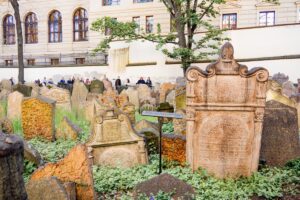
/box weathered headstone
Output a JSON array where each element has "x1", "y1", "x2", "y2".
[
  {"x1": 0, "y1": 79, "x2": 12, "y2": 91},
  {"x1": 87, "y1": 109, "x2": 148, "y2": 167},
  {"x1": 175, "y1": 85, "x2": 186, "y2": 110},
  {"x1": 272, "y1": 72, "x2": 289, "y2": 85},
  {"x1": 166, "y1": 90, "x2": 175, "y2": 107},
  {"x1": 102, "y1": 78, "x2": 113, "y2": 91},
  {"x1": 115, "y1": 93, "x2": 129, "y2": 108},
  {"x1": 186, "y1": 42, "x2": 269, "y2": 178},
  {"x1": 137, "y1": 84, "x2": 153, "y2": 104},
  {"x1": 173, "y1": 109, "x2": 186, "y2": 135},
  {"x1": 7, "y1": 91, "x2": 24, "y2": 120},
  {"x1": 260, "y1": 101, "x2": 300, "y2": 167},
  {"x1": 22, "y1": 96, "x2": 56, "y2": 141},
  {"x1": 56, "y1": 117, "x2": 81, "y2": 140},
  {"x1": 90, "y1": 79, "x2": 104, "y2": 94},
  {"x1": 13, "y1": 84, "x2": 32, "y2": 97},
  {"x1": 30, "y1": 144, "x2": 96, "y2": 200},
  {"x1": 0, "y1": 118, "x2": 13, "y2": 134},
  {"x1": 0, "y1": 89, "x2": 10, "y2": 100},
  {"x1": 122, "y1": 87, "x2": 139, "y2": 108},
  {"x1": 24, "y1": 141, "x2": 44, "y2": 166},
  {"x1": 26, "y1": 177, "x2": 69, "y2": 200},
  {"x1": 41, "y1": 87, "x2": 71, "y2": 111},
  {"x1": 282, "y1": 80, "x2": 297, "y2": 98},
  {"x1": 0, "y1": 133, "x2": 27, "y2": 199},
  {"x1": 120, "y1": 102, "x2": 136, "y2": 123},
  {"x1": 162, "y1": 134, "x2": 186, "y2": 165},
  {"x1": 71, "y1": 80, "x2": 88, "y2": 111},
  {"x1": 134, "y1": 173, "x2": 195, "y2": 199},
  {"x1": 159, "y1": 82, "x2": 176, "y2": 103}
]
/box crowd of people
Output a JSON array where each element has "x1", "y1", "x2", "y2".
[{"x1": 32, "y1": 76, "x2": 153, "y2": 91}]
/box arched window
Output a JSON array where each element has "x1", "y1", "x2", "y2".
[
  {"x1": 49, "y1": 10, "x2": 62, "y2": 43},
  {"x1": 3, "y1": 15, "x2": 15, "y2": 45},
  {"x1": 25, "y1": 12, "x2": 38, "y2": 44},
  {"x1": 73, "y1": 8, "x2": 88, "y2": 41}
]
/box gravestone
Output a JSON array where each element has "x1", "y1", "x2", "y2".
[
  {"x1": 260, "y1": 101, "x2": 300, "y2": 167},
  {"x1": 173, "y1": 109, "x2": 186, "y2": 135},
  {"x1": 41, "y1": 87, "x2": 71, "y2": 111},
  {"x1": 90, "y1": 79, "x2": 104, "y2": 94},
  {"x1": 56, "y1": 117, "x2": 81, "y2": 140},
  {"x1": 134, "y1": 173, "x2": 195, "y2": 199},
  {"x1": 282, "y1": 81, "x2": 297, "y2": 98},
  {"x1": 159, "y1": 82, "x2": 176, "y2": 103},
  {"x1": 26, "y1": 177, "x2": 69, "y2": 200},
  {"x1": 272, "y1": 72, "x2": 289, "y2": 85},
  {"x1": 0, "y1": 118, "x2": 13, "y2": 134},
  {"x1": 186, "y1": 42, "x2": 269, "y2": 178},
  {"x1": 137, "y1": 84, "x2": 154, "y2": 105},
  {"x1": 22, "y1": 96, "x2": 56, "y2": 141},
  {"x1": 0, "y1": 133, "x2": 27, "y2": 199},
  {"x1": 122, "y1": 87, "x2": 139, "y2": 108},
  {"x1": 87, "y1": 109, "x2": 148, "y2": 167},
  {"x1": 102, "y1": 78, "x2": 113, "y2": 91},
  {"x1": 0, "y1": 79, "x2": 12, "y2": 91},
  {"x1": 30, "y1": 144, "x2": 96, "y2": 200},
  {"x1": 175, "y1": 85, "x2": 186, "y2": 110},
  {"x1": 162, "y1": 134, "x2": 186, "y2": 165},
  {"x1": 71, "y1": 80, "x2": 88, "y2": 111},
  {"x1": 120, "y1": 102, "x2": 136, "y2": 123},
  {"x1": 7, "y1": 91, "x2": 24, "y2": 120},
  {"x1": 13, "y1": 84, "x2": 32, "y2": 97},
  {"x1": 0, "y1": 89, "x2": 10, "y2": 100},
  {"x1": 166, "y1": 90, "x2": 175, "y2": 107}
]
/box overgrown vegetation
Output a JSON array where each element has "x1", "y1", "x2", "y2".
[
  {"x1": 162, "y1": 122, "x2": 174, "y2": 134},
  {"x1": 93, "y1": 156, "x2": 300, "y2": 199}
]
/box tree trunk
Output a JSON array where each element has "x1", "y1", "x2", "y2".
[
  {"x1": 0, "y1": 133, "x2": 27, "y2": 200},
  {"x1": 9, "y1": 0, "x2": 25, "y2": 84}
]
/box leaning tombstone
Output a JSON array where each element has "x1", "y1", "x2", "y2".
[
  {"x1": 22, "y1": 96, "x2": 56, "y2": 141},
  {"x1": 186, "y1": 42, "x2": 269, "y2": 178},
  {"x1": 260, "y1": 100, "x2": 300, "y2": 167},
  {"x1": 0, "y1": 132, "x2": 27, "y2": 199},
  {"x1": 7, "y1": 91, "x2": 24, "y2": 120},
  {"x1": 87, "y1": 109, "x2": 148, "y2": 168}
]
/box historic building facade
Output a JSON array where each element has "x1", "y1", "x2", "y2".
[{"x1": 0, "y1": 0, "x2": 299, "y2": 81}]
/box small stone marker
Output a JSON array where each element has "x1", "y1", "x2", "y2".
[
  {"x1": 186, "y1": 42, "x2": 269, "y2": 178},
  {"x1": 22, "y1": 96, "x2": 56, "y2": 141},
  {"x1": 7, "y1": 91, "x2": 24, "y2": 120},
  {"x1": 26, "y1": 177, "x2": 69, "y2": 200},
  {"x1": 56, "y1": 117, "x2": 81, "y2": 140},
  {"x1": 134, "y1": 173, "x2": 195, "y2": 199},
  {"x1": 260, "y1": 101, "x2": 300, "y2": 167},
  {"x1": 0, "y1": 132, "x2": 27, "y2": 199}
]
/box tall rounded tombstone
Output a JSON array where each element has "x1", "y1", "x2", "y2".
[
  {"x1": 186, "y1": 42, "x2": 269, "y2": 178},
  {"x1": 90, "y1": 79, "x2": 104, "y2": 94},
  {"x1": 0, "y1": 132, "x2": 27, "y2": 200}
]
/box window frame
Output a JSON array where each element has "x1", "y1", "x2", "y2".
[
  {"x1": 75, "y1": 58, "x2": 85, "y2": 65},
  {"x1": 132, "y1": 16, "x2": 140, "y2": 33},
  {"x1": 25, "y1": 12, "x2": 38, "y2": 44},
  {"x1": 73, "y1": 8, "x2": 88, "y2": 42},
  {"x1": 222, "y1": 13, "x2": 237, "y2": 30},
  {"x1": 48, "y1": 10, "x2": 62, "y2": 43},
  {"x1": 27, "y1": 59, "x2": 35, "y2": 66},
  {"x1": 103, "y1": 0, "x2": 120, "y2": 6},
  {"x1": 50, "y1": 58, "x2": 60, "y2": 66},
  {"x1": 145, "y1": 16, "x2": 154, "y2": 33},
  {"x1": 258, "y1": 11, "x2": 275, "y2": 26},
  {"x1": 5, "y1": 60, "x2": 13, "y2": 66},
  {"x1": 3, "y1": 14, "x2": 15, "y2": 45}
]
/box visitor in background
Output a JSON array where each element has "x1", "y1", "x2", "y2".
[
  {"x1": 48, "y1": 78, "x2": 54, "y2": 85},
  {"x1": 9, "y1": 77, "x2": 14, "y2": 86},
  {"x1": 136, "y1": 77, "x2": 146, "y2": 85},
  {"x1": 146, "y1": 77, "x2": 152, "y2": 88},
  {"x1": 115, "y1": 76, "x2": 122, "y2": 92},
  {"x1": 42, "y1": 77, "x2": 47, "y2": 86},
  {"x1": 85, "y1": 78, "x2": 91, "y2": 85},
  {"x1": 60, "y1": 77, "x2": 66, "y2": 84},
  {"x1": 67, "y1": 78, "x2": 73, "y2": 85},
  {"x1": 125, "y1": 78, "x2": 130, "y2": 87}
]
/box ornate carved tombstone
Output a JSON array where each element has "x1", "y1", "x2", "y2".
[
  {"x1": 186, "y1": 43, "x2": 269, "y2": 178},
  {"x1": 87, "y1": 109, "x2": 148, "y2": 168}
]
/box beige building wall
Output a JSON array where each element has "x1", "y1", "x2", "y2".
[{"x1": 0, "y1": 0, "x2": 299, "y2": 81}]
